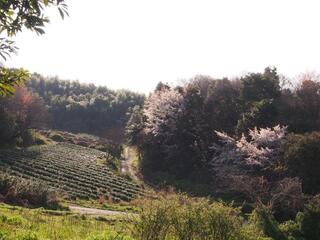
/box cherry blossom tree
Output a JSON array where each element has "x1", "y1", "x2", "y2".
[
  {"x1": 213, "y1": 125, "x2": 287, "y2": 167},
  {"x1": 144, "y1": 88, "x2": 185, "y2": 138}
]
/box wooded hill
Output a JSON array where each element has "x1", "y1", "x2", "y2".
[{"x1": 26, "y1": 73, "x2": 145, "y2": 142}]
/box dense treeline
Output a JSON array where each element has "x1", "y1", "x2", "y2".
[
  {"x1": 26, "y1": 73, "x2": 145, "y2": 142},
  {"x1": 0, "y1": 73, "x2": 145, "y2": 146},
  {"x1": 127, "y1": 67, "x2": 320, "y2": 176},
  {"x1": 126, "y1": 67, "x2": 320, "y2": 221}
]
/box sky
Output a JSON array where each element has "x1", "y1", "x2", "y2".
[{"x1": 6, "y1": 0, "x2": 320, "y2": 93}]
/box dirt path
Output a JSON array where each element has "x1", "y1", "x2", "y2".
[
  {"x1": 69, "y1": 205, "x2": 130, "y2": 216},
  {"x1": 121, "y1": 147, "x2": 138, "y2": 181}
]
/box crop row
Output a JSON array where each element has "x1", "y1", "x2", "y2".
[
  {"x1": 0, "y1": 151, "x2": 140, "y2": 193},
  {"x1": 0, "y1": 143, "x2": 142, "y2": 201}
]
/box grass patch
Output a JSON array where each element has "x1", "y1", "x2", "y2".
[
  {"x1": 0, "y1": 203, "x2": 131, "y2": 240},
  {"x1": 66, "y1": 199, "x2": 140, "y2": 213}
]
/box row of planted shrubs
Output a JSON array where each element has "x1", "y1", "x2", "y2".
[
  {"x1": 129, "y1": 194, "x2": 320, "y2": 240},
  {"x1": 0, "y1": 173, "x2": 62, "y2": 209}
]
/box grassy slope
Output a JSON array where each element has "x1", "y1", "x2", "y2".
[
  {"x1": 0, "y1": 203, "x2": 133, "y2": 240},
  {"x1": 0, "y1": 143, "x2": 141, "y2": 202}
]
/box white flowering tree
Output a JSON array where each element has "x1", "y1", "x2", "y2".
[
  {"x1": 211, "y1": 125, "x2": 295, "y2": 207},
  {"x1": 212, "y1": 125, "x2": 287, "y2": 167},
  {"x1": 144, "y1": 88, "x2": 185, "y2": 138}
]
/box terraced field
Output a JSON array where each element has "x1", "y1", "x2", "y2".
[{"x1": 0, "y1": 143, "x2": 141, "y2": 202}]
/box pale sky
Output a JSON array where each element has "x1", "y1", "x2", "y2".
[{"x1": 6, "y1": 0, "x2": 320, "y2": 93}]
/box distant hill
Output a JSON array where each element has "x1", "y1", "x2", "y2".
[
  {"x1": 26, "y1": 73, "x2": 145, "y2": 142},
  {"x1": 0, "y1": 143, "x2": 141, "y2": 201}
]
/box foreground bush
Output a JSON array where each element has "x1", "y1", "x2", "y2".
[
  {"x1": 249, "y1": 203, "x2": 320, "y2": 240},
  {"x1": 250, "y1": 204, "x2": 287, "y2": 240},
  {"x1": 130, "y1": 194, "x2": 268, "y2": 240},
  {"x1": 297, "y1": 205, "x2": 320, "y2": 240},
  {"x1": 0, "y1": 173, "x2": 61, "y2": 209}
]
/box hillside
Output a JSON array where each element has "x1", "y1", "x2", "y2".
[{"x1": 0, "y1": 143, "x2": 141, "y2": 202}]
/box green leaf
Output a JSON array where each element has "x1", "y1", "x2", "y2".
[{"x1": 58, "y1": 8, "x2": 65, "y2": 19}]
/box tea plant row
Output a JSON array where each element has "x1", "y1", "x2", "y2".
[{"x1": 0, "y1": 143, "x2": 142, "y2": 201}]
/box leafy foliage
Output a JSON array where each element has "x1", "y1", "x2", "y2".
[
  {"x1": 0, "y1": 68, "x2": 29, "y2": 96},
  {"x1": 0, "y1": 86, "x2": 48, "y2": 146},
  {"x1": 298, "y1": 205, "x2": 320, "y2": 240},
  {"x1": 0, "y1": 0, "x2": 68, "y2": 96},
  {"x1": 0, "y1": 37, "x2": 16, "y2": 60},
  {"x1": 125, "y1": 105, "x2": 144, "y2": 146},
  {"x1": 250, "y1": 204, "x2": 287, "y2": 240},
  {"x1": 278, "y1": 74, "x2": 320, "y2": 133},
  {"x1": 236, "y1": 68, "x2": 281, "y2": 134},
  {"x1": 282, "y1": 132, "x2": 320, "y2": 194},
  {"x1": 240, "y1": 67, "x2": 280, "y2": 103},
  {"x1": 236, "y1": 99, "x2": 278, "y2": 134},
  {"x1": 0, "y1": 0, "x2": 68, "y2": 37},
  {"x1": 131, "y1": 194, "x2": 267, "y2": 240}
]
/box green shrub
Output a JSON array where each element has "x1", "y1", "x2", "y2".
[
  {"x1": 15, "y1": 129, "x2": 50, "y2": 147},
  {"x1": 0, "y1": 173, "x2": 14, "y2": 193},
  {"x1": 252, "y1": 204, "x2": 320, "y2": 240},
  {"x1": 85, "y1": 232, "x2": 133, "y2": 240},
  {"x1": 120, "y1": 173, "x2": 133, "y2": 182},
  {"x1": 0, "y1": 173, "x2": 61, "y2": 209},
  {"x1": 250, "y1": 204, "x2": 287, "y2": 240},
  {"x1": 132, "y1": 197, "x2": 172, "y2": 240},
  {"x1": 95, "y1": 145, "x2": 107, "y2": 151},
  {"x1": 75, "y1": 141, "x2": 89, "y2": 147},
  {"x1": 33, "y1": 132, "x2": 50, "y2": 145},
  {"x1": 106, "y1": 157, "x2": 121, "y2": 172},
  {"x1": 282, "y1": 132, "x2": 320, "y2": 194},
  {"x1": 0, "y1": 229, "x2": 9, "y2": 240},
  {"x1": 15, "y1": 231, "x2": 39, "y2": 240},
  {"x1": 0, "y1": 108, "x2": 18, "y2": 147},
  {"x1": 131, "y1": 194, "x2": 266, "y2": 240},
  {"x1": 34, "y1": 137, "x2": 46, "y2": 145},
  {"x1": 298, "y1": 205, "x2": 320, "y2": 240},
  {"x1": 0, "y1": 214, "x2": 24, "y2": 225},
  {"x1": 279, "y1": 204, "x2": 320, "y2": 240},
  {"x1": 49, "y1": 133, "x2": 65, "y2": 142},
  {"x1": 20, "y1": 130, "x2": 35, "y2": 147},
  {"x1": 280, "y1": 220, "x2": 303, "y2": 240}
]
